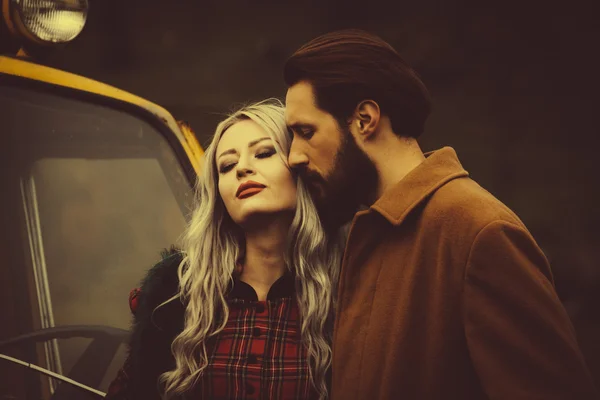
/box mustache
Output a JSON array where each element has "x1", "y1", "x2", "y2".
[{"x1": 295, "y1": 167, "x2": 325, "y2": 185}]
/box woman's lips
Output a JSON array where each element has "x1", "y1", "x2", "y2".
[{"x1": 237, "y1": 187, "x2": 264, "y2": 199}]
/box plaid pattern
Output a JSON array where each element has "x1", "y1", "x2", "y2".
[
  {"x1": 203, "y1": 283, "x2": 313, "y2": 399},
  {"x1": 107, "y1": 274, "x2": 318, "y2": 400}
]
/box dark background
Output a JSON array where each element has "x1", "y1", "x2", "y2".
[{"x1": 36, "y1": 0, "x2": 600, "y2": 384}]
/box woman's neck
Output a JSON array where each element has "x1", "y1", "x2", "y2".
[{"x1": 239, "y1": 216, "x2": 290, "y2": 301}]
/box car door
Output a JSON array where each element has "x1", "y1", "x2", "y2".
[{"x1": 0, "y1": 74, "x2": 199, "y2": 399}]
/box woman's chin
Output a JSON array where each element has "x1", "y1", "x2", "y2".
[{"x1": 233, "y1": 207, "x2": 296, "y2": 230}]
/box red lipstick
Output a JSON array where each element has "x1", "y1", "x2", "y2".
[{"x1": 236, "y1": 180, "x2": 266, "y2": 199}]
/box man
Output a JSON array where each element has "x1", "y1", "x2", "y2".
[{"x1": 283, "y1": 29, "x2": 597, "y2": 399}]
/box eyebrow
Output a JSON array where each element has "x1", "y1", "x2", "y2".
[{"x1": 217, "y1": 137, "x2": 272, "y2": 160}]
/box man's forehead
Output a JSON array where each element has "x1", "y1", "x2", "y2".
[
  {"x1": 285, "y1": 82, "x2": 319, "y2": 123},
  {"x1": 286, "y1": 81, "x2": 315, "y2": 105}
]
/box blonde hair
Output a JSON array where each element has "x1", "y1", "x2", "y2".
[{"x1": 160, "y1": 99, "x2": 343, "y2": 399}]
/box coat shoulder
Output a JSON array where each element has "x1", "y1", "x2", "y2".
[
  {"x1": 124, "y1": 247, "x2": 185, "y2": 399},
  {"x1": 427, "y1": 177, "x2": 526, "y2": 232},
  {"x1": 139, "y1": 246, "x2": 184, "y2": 305},
  {"x1": 132, "y1": 246, "x2": 185, "y2": 334}
]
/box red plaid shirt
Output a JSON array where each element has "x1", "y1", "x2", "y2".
[{"x1": 108, "y1": 274, "x2": 318, "y2": 400}]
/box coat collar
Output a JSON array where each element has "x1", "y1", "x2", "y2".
[{"x1": 369, "y1": 147, "x2": 469, "y2": 226}]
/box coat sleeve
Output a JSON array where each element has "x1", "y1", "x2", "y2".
[{"x1": 463, "y1": 220, "x2": 598, "y2": 399}]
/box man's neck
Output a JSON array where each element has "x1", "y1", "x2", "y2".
[
  {"x1": 372, "y1": 136, "x2": 425, "y2": 201},
  {"x1": 240, "y1": 216, "x2": 291, "y2": 301}
]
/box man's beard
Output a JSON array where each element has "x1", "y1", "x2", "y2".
[{"x1": 303, "y1": 128, "x2": 378, "y2": 231}]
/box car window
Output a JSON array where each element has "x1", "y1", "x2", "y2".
[{"x1": 0, "y1": 83, "x2": 195, "y2": 397}]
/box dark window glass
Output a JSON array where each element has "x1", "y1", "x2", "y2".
[{"x1": 0, "y1": 84, "x2": 194, "y2": 397}]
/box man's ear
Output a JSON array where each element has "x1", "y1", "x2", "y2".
[{"x1": 352, "y1": 100, "x2": 381, "y2": 140}]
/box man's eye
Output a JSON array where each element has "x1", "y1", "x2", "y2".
[
  {"x1": 219, "y1": 163, "x2": 235, "y2": 173},
  {"x1": 300, "y1": 128, "x2": 314, "y2": 139},
  {"x1": 256, "y1": 148, "x2": 276, "y2": 159}
]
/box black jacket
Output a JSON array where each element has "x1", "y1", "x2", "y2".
[{"x1": 109, "y1": 248, "x2": 186, "y2": 400}]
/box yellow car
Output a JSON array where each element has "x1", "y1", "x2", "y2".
[{"x1": 0, "y1": 1, "x2": 203, "y2": 398}]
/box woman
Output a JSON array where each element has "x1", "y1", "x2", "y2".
[{"x1": 106, "y1": 99, "x2": 344, "y2": 400}]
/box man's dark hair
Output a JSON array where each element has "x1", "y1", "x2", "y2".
[{"x1": 284, "y1": 29, "x2": 431, "y2": 138}]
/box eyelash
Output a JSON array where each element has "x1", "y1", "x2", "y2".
[
  {"x1": 219, "y1": 164, "x2": 235, "y2": 174},
  {"x1": 218, "y1": 147, "x2": 276, "y2": 174},
  {"x1": 298, "y1": 128, "x2": 314, "y2": 139},
  {"x1": 256, "y1": 148, "x2": 276, "y2": 158}
]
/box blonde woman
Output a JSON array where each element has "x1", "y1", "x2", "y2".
[{"x1": 106, "y1": 99, "x2": 343, "y2": 400}]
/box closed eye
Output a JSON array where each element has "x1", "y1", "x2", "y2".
[
  {"x1": 255, "y1": 147, "x2": 276, "y2": 159},
  {"x1": 219, "y1": 163, "x2": 236, "y2": 174},
  {"x1": 296, "y1": 126, "x2": 315, "y2": 140},
  {"x1": 288, "y1": 124, "x2": 316, "y2": 140}
]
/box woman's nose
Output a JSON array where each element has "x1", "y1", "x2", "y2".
[
  {"x1": 236, "y1": 166, "x2": 254, "y2": 178},
  {"x1": 235, "y1": 153, "x2": 256, "y2": 178}
]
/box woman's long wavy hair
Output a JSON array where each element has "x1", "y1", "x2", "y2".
[{"x1": 159, "y1": 99, "x2": 344, "y2": 399}]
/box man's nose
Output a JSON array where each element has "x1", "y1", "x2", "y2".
[{"x1": 288, "y1": 144, "x2": 309, "y2": 170}]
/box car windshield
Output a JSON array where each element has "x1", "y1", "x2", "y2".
[{"x1": 0, "y1": 83, "x2": 195, "y2": 398}]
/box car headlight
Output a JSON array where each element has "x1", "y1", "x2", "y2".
[{"x1": 4, "y1": 0, "x2": 88, "y2": 45}]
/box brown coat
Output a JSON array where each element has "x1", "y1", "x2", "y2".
[{"x1": 331, "y1": 147, "x2": 597, "y2": 400}]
